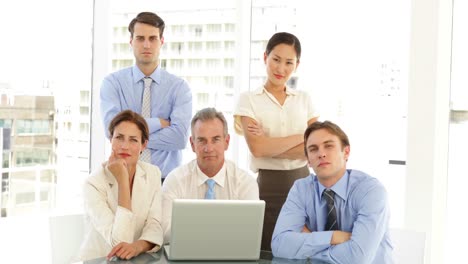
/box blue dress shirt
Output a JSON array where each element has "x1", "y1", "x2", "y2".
[
  {"x1": 100, "y1": 65, "x2": 192, "y2": 178},
  {"x1": 272, "y1": 170, "x2": 394, "y2": 264}
]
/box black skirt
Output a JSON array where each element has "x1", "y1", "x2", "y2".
[{"x1": 257, "y1": 165, "x2": 310, "y2": 251}]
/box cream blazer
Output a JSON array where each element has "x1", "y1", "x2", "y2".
[{"x1": 78, "y1": 161, "x2": 163, "y2": 261}]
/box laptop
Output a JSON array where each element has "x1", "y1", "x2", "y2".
[{"x1": 164, "y1": 199, "x2": 265, "y2": 261}]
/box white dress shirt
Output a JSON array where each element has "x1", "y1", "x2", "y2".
[
  {"x1": 161, "y1": 159, "x2": 259, "y2": 243},
  {"x1": 78, "y1": 161, "x2": 163, "y2": 261},
  {"x1": 234, "y1": 85, "x2": 319, "y2": 172}
]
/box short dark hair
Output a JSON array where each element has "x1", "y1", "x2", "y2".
[
  {"x1": 128, "y1": 12, "x2": 165, "y2": 38},
  {"x1": 191, "y1": 107, "x2": 228, "y2": 137},
  {"x1": 265, "y1": 32, "x2": 302, "y2": 61},
  {"x1": 108, "y1": 110, "x2": 149, "y2": 144},
  {"x1": 303, "y1": 121, "x2": 350, "y2": 156}
]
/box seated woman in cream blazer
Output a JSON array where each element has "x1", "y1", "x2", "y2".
[{"x1": 78, "y1": 110, "x2": 163, "y2": 261}]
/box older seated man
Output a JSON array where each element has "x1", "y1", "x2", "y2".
[{"x1": 162, "y1": 107, "x2": 259, "y2": 243}]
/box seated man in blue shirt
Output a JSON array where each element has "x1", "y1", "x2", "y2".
[
  {"x1": 272, "y1": 121, "x2": 393, "y2": 263},
  {"x1": 100, "y1": 12, "x2": 192, "y2": 180}
]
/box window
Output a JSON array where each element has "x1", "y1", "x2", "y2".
[
  {"x1": 80, "y1": 123, "x2": 89, "y2": 137},
  {"x1": 206, "y1": 41, "x2": 221, "y2": 52},
  {"x1": 224, "y1": 76, "x2": 234, "y2": 89},
  {"x1": 224, "y1": 58, "x2": 234, "y2": 69},
  {"x1": 207, "y1": 24, "x2": 222, "y2": 33},
  {"x1": 189, "y1": 25, "x2": 203, "y2": 37},
  {"x1": 287, "y1": 77, "x2": 297, "y2": 89},
  {"x1": 80, "y1": 106, "x2": 89, "y2": 116},
  {"x1": 224, "y1": 23, "x2": 235, "y2": 33},
  {"x1": 80, "y1": 91, "x2": 90, "y2": 105},
  {"x1": 169, "y1": 59, "x2": 184, "y2": 70},
  {"x1": 0, "y1": 0, "x2": 93, "y2": 219},
  {"x1": 206, "y1": 76, "x2": 222, "y2": 87},
  {"x1": 161, "y1": 59, "x2": 167, "y2": 68},
  {"x1": 224, "y1": 41, "x2": 235, "y2": 51},
  {"x1": 0, "y1": 1, "x2": 451, "y2": 263},
  {"x1": 16, "y1": 120, "x2": 50, "y2": 135},
  {"x1": 112, "y1": 59, "x2": 133, "y2": 71},
  {"x1": 251, "y1": 0, "x2": 411, "y2": 229},
  {"x1": 188, "y1": 59, "x2": 202, "y2": 69},
  {"x1": 15, "y1": 149, "x2": 50, "y2": 167},
  {"x1": 197, "y1": 93, "x2": 209, "y2": 106},
  {"x1": 0, "y1": 119, "x2": 12, "y2": 128},
  {"x1": 187, "y1": 42, "x2": 202, "y2": 53},
  {"x1": 170, "y1": 42, "x2": 184, "y2": 54},
  {"x1": 112, "y1": 43, "x2": 128, "y2": 55},
  {"x1": 206, "y1": 59, "x2": 220, "y2": 69},
  {"x1": 171, "y1": 25, "x2": 185, "y2": 36},
  {"x1": 446, "y1": 0, "x2": 468, "y2": 262}
]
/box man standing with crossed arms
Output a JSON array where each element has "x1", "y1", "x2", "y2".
[{"x1": 100, "y1": 12, "x2": 192, "y2": 181}]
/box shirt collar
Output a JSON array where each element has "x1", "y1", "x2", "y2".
[
  {"x1": 253, "y1": 85, "x2": 298, "y2": 95},
  {"x1": 132, "y1": 64, "x2": 161, "y2": 85},
  {"x1": 318, "y1": 170, "x2": 349, "y2": 202},
  {"x1": 196, "y1": 162, "x2": 227, "y2": 187}
]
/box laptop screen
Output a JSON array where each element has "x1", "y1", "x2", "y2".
[{"x1": 167, "y1": 199, "x2": 265, "y2": 260}]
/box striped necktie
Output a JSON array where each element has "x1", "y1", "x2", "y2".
[
  {"x1": 140, "y1": 77, "x2": 152, "y2": 163},
  {"x1": 323, "y1": 189, "x2": 339, "y2": 230}
]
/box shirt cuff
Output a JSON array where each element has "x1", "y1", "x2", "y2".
[
  {"x1": 146, "y1": 117, "x2": 162, "y2": 133},
  {"x1": 148, "y1": 243, "x2": 161, "y2": 253},
  {"x1": 308, "y1": 231, "x2": 334, "y2": 247}
]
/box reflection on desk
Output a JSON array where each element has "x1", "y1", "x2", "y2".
[{"x1": 82, "y1": 248, "x2": 329, "y2": 264}]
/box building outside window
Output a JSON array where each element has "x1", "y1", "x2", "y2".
[{"x1": 0, "y1": 0, "x2": 93, "y2": 218}]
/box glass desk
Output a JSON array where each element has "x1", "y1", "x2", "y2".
[{"x1": 83, "y1": 248, "x2": 328, "y2": 264}]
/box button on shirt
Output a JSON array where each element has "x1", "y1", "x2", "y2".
[
  {"x1": 234, "y1": 85, "x2": 319, "y2": 172},
  {"x1": 100, "y1": 65, "x2": 192, "y2": 177},
  {"x1": 161, "y1": 159, "x2": 259, "y2": 243},
  {"x1": 272, "y1": 170, "x2": 394, "y2": 263}
]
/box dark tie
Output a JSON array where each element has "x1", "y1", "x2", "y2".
[{"x1": 323, "y1": 189, "x2": 339, "y2": 230}]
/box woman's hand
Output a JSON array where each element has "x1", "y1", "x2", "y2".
[
  {"x1": 107, "y1": 242, "x2": 141, "y2": 260},
  {"x1": 107, "y1": 240, "x2": 154, "y2": 260},
  {"x1": 107, "y1": 151, "x2": 129, "y2": 185},
  {"x1": 247, "y1": 121, "x2": 265, "y2": 136}
]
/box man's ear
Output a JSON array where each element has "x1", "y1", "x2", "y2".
[
  {"x1": 344, "y1": 145, "x2": 350, "y2": 161},
  {"x1": 189, "y1": 136, "x2": 195, "y2": 152},
  {"x1": 224, "y1": 134, "x2": 230, "y2": 151}
]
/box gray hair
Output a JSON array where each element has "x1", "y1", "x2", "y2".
[{"x1": 191, "y1": 107, "x2": 228, "y2": 136}]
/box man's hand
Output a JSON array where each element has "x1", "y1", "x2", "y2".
[
  {"x1": 107, "y1": 242, "x2": 141, "y2": 260},
  {"x1": 159, "y1": 118, "x2": 170, "y2": 128},
  {"x1": 302, "y1": 225, "x2": 312, "y2": 233},
  {"x1": 331, "y1": 231, "x2": 352, "y2": 245}
]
